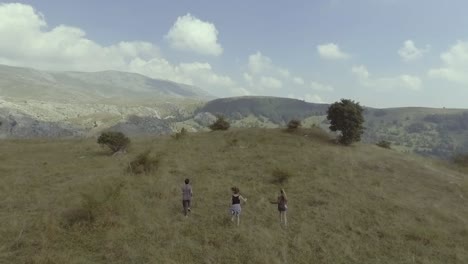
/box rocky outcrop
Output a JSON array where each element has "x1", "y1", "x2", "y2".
[
  {"x1": 193, "y1": 112, "x2": 217, "y2": 127},
  {"x1": 0, "y1": 108, "x2": 81, "y2": 138},
  {"x1": 108, "y1": 115, "x2": 172, "y2": 136}
]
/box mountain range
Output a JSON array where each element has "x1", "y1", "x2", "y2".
[{"x1": 0, "y1": 64, "x2": 467, "y2": 158}]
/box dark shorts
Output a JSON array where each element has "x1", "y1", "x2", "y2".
[
  {"x1": 183, "y1": 200, "x2": 191, "y2": 209},
  {"x1": 278, "y1": 205, "x2": 287, "y2": 212}
]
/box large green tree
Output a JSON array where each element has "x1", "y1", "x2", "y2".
[{"x1": 327, "y1": 99, "x2": 365, "y2": 145}]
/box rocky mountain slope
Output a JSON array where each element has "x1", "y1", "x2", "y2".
[
  {"x1": 0, "y1": 64, "x2": 212, "y2": 102},
  {"x1": 0, "y1": 64, "x2": 210, "y2": 137}
]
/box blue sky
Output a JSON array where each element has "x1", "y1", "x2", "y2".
[{"x1": 1, "y1": 1, "x2": 468, "y2": 108}]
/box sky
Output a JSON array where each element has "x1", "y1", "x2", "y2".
[{"x1": 0, "y1": 1, "x2": 467, "y2": 108}]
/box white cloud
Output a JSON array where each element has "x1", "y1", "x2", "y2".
[
  {"x1": 428, "y1": 41, "x2": 468, "y2": 84},
  {"x1": 128, "y1": 58, "x2": 247, "y2": 96},
  {"x1": 245, "y1": 52, "x2": 289, "y2": 91},
  {"x1": 304, "y1": 94, "x2": 326, "y2": 103},
  {"x1": 259, "y1": 76, "x2": 282, "y2": 89},
  {"x1": 244, "y1": 51, "x2": 333, "y2": 98},
  {"x1": 293, "y1": 77, "x2": 305, "y2": 85},
  {"x1": 243, "y1": 73, "x2": 253, "y2": 85},
  {"x1": 310, "y1": 81, "x2": 334, "y2": 92},
  {"x1": 165, "y1": 13, "x2": 223, "y2": 56},
  {"x1": 0, "y1": 3, "x2": 250, "y2": 96},
  {"x1": 287, "y1": 93, "x2": 325, "y2": 103},
  {"x1": 0, "y1": 3, "x2": 160, "y2": 72},
  {"x1": 317, "y1": 43, "x2": 350, "y2": 60},
  {"x1": 351, "y1": 65, "x2": 370, "y2": 80},
  {"x1": 248, "y1": 52, "x2": 273, "y2": 74},
  {"x1": 351, "y1": 65, "x2": 422, "y2": 91},
  {"x1": 398, "y1": 40, "x2": 429, "y2": 61}
]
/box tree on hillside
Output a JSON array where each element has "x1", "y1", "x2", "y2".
[
  {"x1": 287, "y1": 119, "x2": 301, "y2": 131},
  {"x1": 327, "y1": 99, "x2": 365, "y2": 145},
  {"x1": 97, "y1": 131, "x2": 130, "y2": 154},
  {"x1": 209, "y1": 116, "x2": 230, "y2": 131}
]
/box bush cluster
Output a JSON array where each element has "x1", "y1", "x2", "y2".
[
  {"x1": 376, "y1": 140, "x2": 391, "y2": 149},
  {"x1": 172, "y1": 127, "x2": 188, "y2": 140},
  {"x1": 97, "y1": 131, "x2": 130, "y2": 154},
  {"x1": 453, "y1": 153, "x2": 468, "y2": 167},
  {"x1": 287, "y1": 119, "x2": 302, "y2": 131},
  {"x1": 209, "y1": 116, "x2": 230, "y2": 131}
]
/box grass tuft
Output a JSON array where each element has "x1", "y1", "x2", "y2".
[
  {"x1": 271, "y1": 167, "x2": 292, "y2": 185},
  {"x1": 127, "y1": 150, "x2": 160, "y2": 175}
]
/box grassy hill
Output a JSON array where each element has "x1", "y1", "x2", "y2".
[
  {"x1": 363, "y1": 107, "x2": 468, "y2": 158},
  {"x1": 197, "y1": 96, "x2": 328, "y2": 124},
  {"x1": 192, "y1": 97, "x2": 468, "y2": 159},
  {"x1": 1, "y1": 128, "x2": 467, "y2": 263}
]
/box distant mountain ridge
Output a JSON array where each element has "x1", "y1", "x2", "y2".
[
  {"x1": 0, "y1": 64, "x2": 467, "y2": 158},
  {"x1": 0, "y1": 64, "x2": 211, "y2": 138},
  {"x1": 0, "y1": 64, "x2": 213, "y2": 103}
]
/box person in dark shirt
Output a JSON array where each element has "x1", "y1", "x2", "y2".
[
  {"x1": 271, "y1": 189, "x2": 288, "y2": 227},
  {"x1": 181, "y1": 178, "x2": 193, "y2": 217},
  {"x1": 230, "y1": 186, "x2": 247, "y2": 226}
]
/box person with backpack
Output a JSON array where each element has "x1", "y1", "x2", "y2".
[
  {"x1": 271, "y1": 189, "x2": 288, "y2": 227},
  {"x1": 230, "y1": 186, "x2": 247, "y2": 226},
  {"x1": 181, "y1": 178, "x2": 193, "y2": 217}
]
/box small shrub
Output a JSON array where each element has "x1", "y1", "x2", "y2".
[
  {"x1": 62, "y1": 181, "x2": 125, "y2": 228},
  {"x1": 172, "y1": 127, "x2": 188, "y2": 140},
  {"x1": 406, "y1": 123, "x2": 427, "y2": 134},
  {"x1": 227, "y1": 138, "x2": 238, "y2": 147},
  {"x1": 62, "y1": 208, "x2": 94, "y2": 227},
  {"x1": 127, "y1": 150, "x2": 159, "y2": 174},
  {"x1": 271, "y1": 168, "x2": 292, "y2": 185},
  {"x1": 209, "y1": 116, "x2": 230, "y2": 131},
  {"x1": 453, "y1": 153, "x2": 468, "y2": 167},
  {"x1": 287, "y1": 119, "x2": 302, "y2": 131},
  {"x1": 376, "y1": 140, "x2": 391, "y2": 149},
  {"x1": 373, "y1": 110, "x2": 387, "y2": 117},
  {"x1": 97, "y1": 131, "x2": 130, "y2": 154}
]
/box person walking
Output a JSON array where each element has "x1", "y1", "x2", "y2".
[
  {"x1": 230, "y1": 187, "x2": 247, "y2": 226},
  {"x1": 182, "y1": 178, "x2": 193, "y2": 217},
  {"x1": 271, "y1": 189, "x2": 288, "y2": 227}
]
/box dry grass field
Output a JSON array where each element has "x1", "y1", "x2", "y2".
[{"x1": 0, "y1": 128, "x2": 467, "y2": 264}]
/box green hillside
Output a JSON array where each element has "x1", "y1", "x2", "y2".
[
  {"x1": 197, "y1": 96, "x2": 328, "y2": 124},
  {"x1": 363, "y1": 107, "x2": 468, "y2": 157},
  {"x1": 0, "y1": 128, "x2": 467, "y2": 263},
  {"x1": 192, "y1": 97, "x2": 468, "y2": 159}
]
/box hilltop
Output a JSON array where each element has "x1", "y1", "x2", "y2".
[{"x1": 1, "y1": 128, "x2": 467, "y2": 263}]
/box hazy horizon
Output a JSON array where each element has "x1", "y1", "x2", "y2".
[{"x1": 1, "y1": 1, "x2": 468, "y2": 108}]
